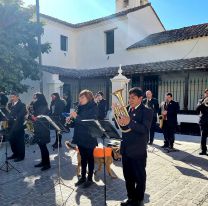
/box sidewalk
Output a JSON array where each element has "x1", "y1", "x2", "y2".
[{"x1": 0, "y1": 132, "x2": 207, "y2": 206}]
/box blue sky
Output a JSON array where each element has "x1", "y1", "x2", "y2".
[{"x1": 24, "y1": 0, "x2": 208, "y2": 30}]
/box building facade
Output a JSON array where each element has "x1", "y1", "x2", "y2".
[{"x1": 20, "y1": 0, "x2": 208, "y2": 133}]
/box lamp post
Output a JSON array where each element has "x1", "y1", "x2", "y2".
[{"x1": 36, "y1": 0, "x2": 43, "y2": 92}]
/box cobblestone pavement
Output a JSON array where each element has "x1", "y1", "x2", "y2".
[{"x1": 0, "y1": 131, "x2": 207, "y2": 206}]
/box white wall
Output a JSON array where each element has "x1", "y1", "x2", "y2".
[
  {"x1": 41, "y1": 19, "x2": 77, "y2": 68},
  {"x1": 126, "y1": 37, "x2": 208, "y2": 64}
]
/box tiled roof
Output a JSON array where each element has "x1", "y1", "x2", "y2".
[
  {"x1": 43, "y1": 56, "x2": 208, "y2": 78},
  {"x1": 128, "y1": 23, "x2": 208, "y2": 49},
  {"x1": 40, "y1": 3, "x2": 151, "y2": 28}
]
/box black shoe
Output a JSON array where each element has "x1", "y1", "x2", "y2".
[
  {"x1": 75, "y1": 177, "x2": 86, "y2": 186},
  {"x1": 14, "y1": 158, "x2": 24, "y2": 162},
  {"x1": 199, "y1": 152, "x2": 208, "y2": 156},
  {"x1": 148, "y1": 142, "x2": 153, "y2": 145},
  {"x1": 82, "y1": 180, "x2": 94, "y2": 188},
  {"x1": 34, "y1": 162, "x2": 43, "y2": 167},
  {"x1": 161, "y1": 145, "x2": 168, "y2": 148},
  {"x1": 121, "y1": 199, "x2": 137, "y2": 206},
  {"x1": 7, "y1": 154, "x2": 16, "y2": 160},
  {"x1": 41, "y1": 165, "x2": 51, "y2": 171}
]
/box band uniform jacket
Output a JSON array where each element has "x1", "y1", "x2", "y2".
[
  {"x1": 196, "y1": 98, "x2": 208, "y2": 126},
  {"x1": 50, "y1": 98, "x2": 66, "y2": 129},
  {"x1": 120, "y1": 104, "x2": 153, "y2": 159},
  {"x1": 32, "y1": 102, "x2": 50, "y2": 145},
  {"x1": 159, "y1": 100, "x2": 180, "y2": 127},
  {"x1": 97, "y1": 99, "x2": 107, "y2": 120},
  {"x1": 143, "y1": 98, "x2": 159, "y2": 119},
  {"x1": 8, "y1": 100, "x2": 27, "y2": 136},
  {"x1": 72, "y1": 101, "x2": 99, "y2": 149}
]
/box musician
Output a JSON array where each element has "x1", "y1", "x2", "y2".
[
  {"x1": 116, "y1": 87, "x2": 153, "y2": 206},
  {"x1": 143, "y1": 90, "x2": 159, "y2": 145},
  {"x1": 196, "y1": 88, "x2": 208, "y2": 156},
  {"x1": 67, "y1": 90, "x2": 98, "y2": 188},
  {"x1": 0, "y1": 91, "x2": 9, "y2": 120},
  {"x1": 97, "y1": 91, "x2": 107, "y2": 120},
  {"x1": 7, "y1": 92, "x2": 27, "y2": 162},
  {"x1": 30, "y1": 93, "x2": 51, "y2": 171},
  {"x1": 63, "y1": 93, "x2": 71, "y2": 112},
  {"x1": 50, "y1": 93, "x2": 66, "y2": 149},
  {"x1": 159, "y1": 93, "x2": 180, "y2": 149}
]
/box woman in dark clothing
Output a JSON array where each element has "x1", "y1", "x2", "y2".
[
  {"x1": 50, "y1": 93, "x2": 66, "y2": 149},
  {"x1": 67, "y1": 90, "x2": 98, "y2": 188},
  {"x1": 30, "y1": 93, "x2": 51, "y2": 171}
]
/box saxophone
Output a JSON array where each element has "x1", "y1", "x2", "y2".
[{"x1": 159, "y1": 101, "x2": 167, "y2": 129}]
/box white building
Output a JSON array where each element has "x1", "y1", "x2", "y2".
[{"x1": 21, "y1": 0, "x2": 208, "y2": 133}]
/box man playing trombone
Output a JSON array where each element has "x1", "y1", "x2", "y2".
[
  {"x1": 113, "y1": 87, "x2": 153, "y2": 206},
  {"x1": 196, "y1": 88, "x2": 208, "y2": 156}
]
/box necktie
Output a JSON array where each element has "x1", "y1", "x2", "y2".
[{"x1": 131, "y1": 107, "x2": 135, "y2": 112}]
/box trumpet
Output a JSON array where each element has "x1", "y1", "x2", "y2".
[{"x1": 112, "y1": 89, "x2": 131, "y2": 133}]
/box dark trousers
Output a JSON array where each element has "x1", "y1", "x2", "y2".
[
  {"x1": 78, "y1": 146, "x2": 94, "y2": 181},
  {"x1": 149, "y1": 117, "x2": 157, "y2": 143},
  {"x1": 200, "y1": 125, "x2": 208, "y2": 153},
  {"x1": 54, "y1": 131, "x2": 62, "y2": 145},
  {"x1": 122, "y1": 155, "x2": 147, "y2": 202},
  {"x1": 162, "y1": 120, "x2": 175, "y2": 147},
  {"x1": 9, "y1": 130, "x2": 25, "y2": 159},
  {"x1": 38, "y1": 143, "x2": 50, "y2": 166}
]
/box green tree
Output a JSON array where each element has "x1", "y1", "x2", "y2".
[{"x1": 0, "y1": 0, "x2": 50, "y2": 93}]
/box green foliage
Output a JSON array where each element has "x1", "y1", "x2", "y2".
[{"x1": 0, "y1": 0, "x2": 50, "y2": 93}]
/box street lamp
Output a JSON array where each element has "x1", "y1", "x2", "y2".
[{"x1": 36, "y1": 0, "x2": 43, "y2": 92}]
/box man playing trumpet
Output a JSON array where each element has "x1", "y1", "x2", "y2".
[{"x1": 113, "y1": 87, "x2": 153, "y2": 206}]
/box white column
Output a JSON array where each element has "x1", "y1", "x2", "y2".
[
  {"x1": 43, "y1": 71, "x2": 64, "y2": 103},
  {"x1": 111, "y1": 65, "x2": 130, "y2": 106}
]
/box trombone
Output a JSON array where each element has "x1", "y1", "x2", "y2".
[{"x1": 112, "y1": 89, "x2": 131, "y2": 133}]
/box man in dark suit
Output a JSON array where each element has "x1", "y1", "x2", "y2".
[
  {"x1": 97, "y1": 91, "x2": 107, "y2": 120},
  {"x1": 7, "y1": 92, "x2": 27, "y2": 162},
  {"x1": 143, "y1": 90, "x2": 159, "y2": 145},
  {"x1": 116, "y1": 87, "x2": 153, "y2": 206},
  {"x1": 159, "y1": 93, "x2": 180, "y2": 149},
  {"x1": 196, "y1": 88, "x2": 208, "y2": 156}
]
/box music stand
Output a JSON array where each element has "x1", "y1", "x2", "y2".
[
  {"x1": 82, "y1": 119, "x2": 121, "y2": 206},
  {"x1": 0, "y1": 109, "x2": 21, "y2": 173},
  {"x1": 37, "y1": 115, "x2": 74, "y2": 205}
]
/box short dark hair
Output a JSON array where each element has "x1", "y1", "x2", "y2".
[
  {"x1": 51, "y1": 92, "x2": 60, "y2": 99},
  {"x1": 204, "y1": 88, "x2": 208, "y2": 93},
  {"x1": 166, "y1": 92, "x2": 173, "y2": 97},
  {"x1": 10, "y1": 91, "x2": 19, "y2": 97},
  {"x1": 129, "y1": 87, "x2": 143, "y2": 98},
  {"x1": 97, "y1": 91, "x2": 104, "y2": 96}
]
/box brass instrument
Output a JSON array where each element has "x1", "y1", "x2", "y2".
[
  {"x1": 112, "y1": 89, "x2": 131, "y2": 133},
  {"x1": 202, "y1": 97, "x2": 208, "y2": 107},
  {"x1": 159, "y1": 101, "x2": 167, "y2": 129},
  {"x1": 25, "y1": 120, "x2": 34, "y2": 133}
]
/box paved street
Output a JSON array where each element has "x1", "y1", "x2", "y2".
[{"x1": 0, "y1": 131, "x2": 207, "y2": 206}]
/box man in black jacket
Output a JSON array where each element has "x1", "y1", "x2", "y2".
[
  {"x1": 143, "y1": 90, "x2": 159, "y2": 145},
  {"x1": 50, "y1": 93, "x2": 66, "y2": 149},
  {"x1": 7, "y1": 92, "x2": 27, "y2": 162},
  {"x1": 116, "y1": 87, "x2": 153, "y2": 206},
  {"x1": 159, "y1": 93, "x2": 180, "y2": 149},
  {"x1": 97, "y1": 91, "x2": 107, "y2": 120},
  {"x1": 196, "y1": 88, "x2": 208, "y2": 156}
]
